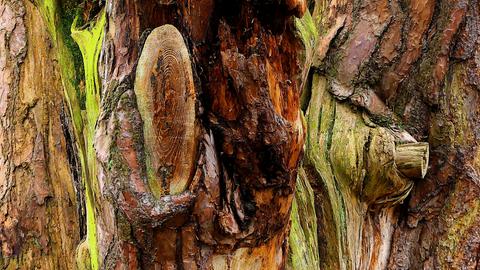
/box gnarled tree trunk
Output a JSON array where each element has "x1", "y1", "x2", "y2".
[
  {"x1": 291, "y1": 0, "x2": 480, "y2": 269},
  {"x1": 1, "y1": 0, "x2": 479, "y2": 269},
  {"x1": 2, "y1": 0, "x2": 307, "y2": 269}
]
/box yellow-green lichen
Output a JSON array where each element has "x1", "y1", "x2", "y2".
[
  {"x1": 71, "y1": 10, "x2": 106, "y2": 135},
  {"x1": 35, "y1": 1, "x2": 101, "y2": 269},
  {"x1": 37, "y1": 1, "x2": 107, "y2": 269},
  {"x1": 435, "y1": 64, "x2": 480, "y2": 269},
  {"x1": 71, "y1": 9, "x2": 106, "y2": 270},
  {"x1": 302, "y1": 74, "x2": 349, "y2": 269},
  {"x1": 295, "y1": 10, "x2": 318, "y2": 52},
  {"x1": 288, "y1": 168, "x2": 320, "y2": 269},
  {"x1": 35, "y1": 0, "x2": 84, "y2": 144},
  {"x1": 301, "y1": 74, "x2": 374, "y2": 269}
]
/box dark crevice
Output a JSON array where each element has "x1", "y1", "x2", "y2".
[
  {"x1": 60, "y1": 101, "x2": 86, "y2": 240},
  {"x1": 175, "y1": 229, "x2": 184, "y2": 270},
  {"x1": 360, "y1": 130, "x2": 372, "y2": 201}
]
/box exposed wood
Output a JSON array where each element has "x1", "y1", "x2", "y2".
[
  {"x1": 288, "y1": 167, "x2": 320, "y2": 270},
  {"x1": 395, "y1": 143, "x2": 429, "y2": 179},
  {"x1": 135, "y1": 24, "x2": 198, "y2": 196},
  {"x1": 299, "y1": 73, "x2": 424, "y2": 269},
  {"x1": 93, "y1": 0, "x2": 306, "y2": 268},
  {"x1": 1, "y1": 0, "x2": 478, "y2": 269}
]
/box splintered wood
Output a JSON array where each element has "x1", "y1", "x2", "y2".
[
  {"x1": 395, "y1": 142, "x2": 429, "y2": 179},
  {"x1": 134, "y1": 24, "x2": 197, "y2": 195}
]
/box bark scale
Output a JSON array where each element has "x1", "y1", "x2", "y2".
[
  {"x1": 1, "y1": 0, "x2": 308, "y2": 268},
  {"x1": 0, "y1": 0, "x2": 478, "y2": 269}
]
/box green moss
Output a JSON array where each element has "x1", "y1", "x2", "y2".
[
  {"x1": 37, "y1": 2, "x2": 106, "y2": 269},
  {"x1": 288, "y1": 168, "x2": 320, "y2": 269},
  {"x1": 295, "y1": 10, "x2": 318, "y2": 51},
  {"x1": 58, "y1": 0, "x2": 85, "y2": 92},
  {"x1": 36, "y1": 0, "x2": 57, "y2": 42},
  {"x1": 71, "y1": 9, "x2": 106, "y2": 270},
  {"x1": 35, "y1": 0, "x2": 84, "y2": 136}
]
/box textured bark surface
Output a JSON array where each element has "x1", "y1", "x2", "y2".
[
  {"x1": 0, "y1": 0, "x2": 80, "y2": 268},
  {"x1": 1, "y1": 0, "x2": 307, "y2": 268},
  {"x1": 1, "y1": 0, "x2": 479, "y2": 269},
  {"x1": 92, "y1": 0, "x2": 306, "y2": 269},
  {"x1": 295, "y1": 0, "x2": 480, "y2": 269}
]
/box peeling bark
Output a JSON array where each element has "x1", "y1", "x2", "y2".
[
  {"x1": 92, "y1": 0, "x2": 305, "y2": 268},
  {"x1": 0, "y1": 0, "x2": 80, "y2": 268},
  {"x1": 1, "y1": 1, "x2": 306, "y2": 267},
  {"x1": 1, "y1": 0, "x2": 478, "y2": 269}
]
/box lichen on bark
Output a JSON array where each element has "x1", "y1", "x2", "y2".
[
  {"x1": 291, "y1": 0, "x2": 479, "y2": 269},
  {"x1": 0, "y1": 0, "x2": 81, "y2": 268},
  {"x1": 34, "y1": 1, "x2": 107, "y2": 268},
  {"x1": 70, "y1": 10, "x2": 106, "y2": 269}
]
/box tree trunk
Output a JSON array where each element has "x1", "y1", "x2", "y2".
[
  {"x1": 2, "y1": 0, "x2": 307, "y2": 269},
  {"x1": 292, "y1": 0, "x2": 480, "y2": 269},
  {"x1": 0, "y1": 0, "x2": 82, "y2": 268},
  {"x1": 1, "y1": 0, "x2": 479, "y2": 269},
  {"x1": 92, "y1": 1, "x2": 307, "y2": 268}
]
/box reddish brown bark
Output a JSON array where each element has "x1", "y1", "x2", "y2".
[
  {"x1": 0, "y1": 0, "x2": 307, "y2": 268},
  {"x1": 1, "y1": 0, "x2": 478, "y2": 269},
  {"x1": 93, "y1": 0, "x2": 306, "y2": 268}
]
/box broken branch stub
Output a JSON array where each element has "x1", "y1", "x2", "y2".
[
  {"x1": 134, "y1": 24, "x2": 197, "y2": 196},
  {"x1": 395, "y1": 142, "x2": 429, "y2": 179}
]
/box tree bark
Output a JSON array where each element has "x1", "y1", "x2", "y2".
[
  {"x1": 2, "y1": 0, "x2": 307, "y2": 268},
  {"x1": 91, "y1": 1, "x2": 306, "y2": 268},
  {"x1": 0, "y1": 0, "x2": 81, "y2": 268},
  {"x1": 293, "y1": 0, "x2": 480, "y2": 269},
  {"x1": 1, "y1": 0, "x2": 479, "y2": 269}
]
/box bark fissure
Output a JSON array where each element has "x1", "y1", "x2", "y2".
[{"x1": 60, "y1": 100, "x2": 86, "y2": 239}]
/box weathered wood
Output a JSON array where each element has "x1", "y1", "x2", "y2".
[
  {"x1": 135, "y1": 24, "x2": 197, "y2": 196},
  {"x1": 288, "y1": 167, "x2": 320, "y2": 270},
  {"x1": 2, "y1": 0, "x2": 478, "y2": 269},
  {"x1": 296, "y1": 0, "x2": 480, "y2": 269},
  {"x1": 395, "y1": 143, "x2": 429, "y2": 179}
]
